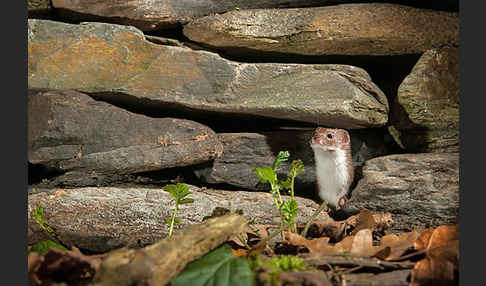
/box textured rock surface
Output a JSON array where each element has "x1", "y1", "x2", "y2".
[
  {"x1": 27, "y1": 185, "x2": 331, "y2": 252},
  {"x1": 29, "y1": 0, "x2": 51, "y2": 10},
  {"x1": 28, "y1": 19, "x2": 389, "y2": 128},
  {"x1": 194, "y1": 129, "x2": 399, "y2": 192},
  {"x1": 391, "y1": 47, "x2": 459, "y2": 152},
  {"x1": 183, "y1": 3, "x2": 458, "y2": 57},
  {"x1": 28, "y1": 89, "x2": 222, "y2": 177},
  {"x1": 51, "y1": 0, "x2": 367, "y2": 32},
  {"x1": 345, "y1": 153, "x2": 459, "y2": 232}
]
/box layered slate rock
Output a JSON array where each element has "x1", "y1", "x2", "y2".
[
  {"x1": 28, "y1": 0, "x2": 52, "y2": 17},
  {"x1": 391, "y1": 47, "x2": 459, "y2": 152},
  {"x1": 50, "y1": 0, "x2": 458, "y2": 32},
  {"x1": 183, "y1": 3, "x2": 458, "y2": 57},
  {"x1": 27, "y1": 186, "x2": 331, "y2": 252},
  {"x1": 194, "y1": 129, "x2": 398, "y2": 192},
  {"x1": 28, "y1": 20, "x2": 389, "y2": 128},
  {"x1": 28, "y1": 89, "x2": 222, "y2": 177},
  {"x1": 50, "y1": 0, "x2": 353, "y2": 32},
  {"x1": 345, "y1": 153, "x2": 459, "y2": 233}
]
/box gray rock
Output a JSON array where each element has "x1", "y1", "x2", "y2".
[
  {"x1": 28, "y1": 0, "x2": 51, "y2": 11},
  {"x1": 28, "y1": 20, "x2": 389, "y2": 128},
  {"x1": 345, "y1": 153, "x2": 459, "y2": 233},
  {"x1": 183, "y1": 3, "x2": 458, "y2": 57},
  {"x1": 27, "y1": 185, "x2": 331, "y2": 252},
  {"x1": 391, "y1": 46, "x2": 459, "y2": 152},
  {"x1": 28, "y1": 89, "x2": 223, "y2": 179},
  {"x1": 193, "y1": 129, "x2": 399, "y2": 193},
  {"x1": 49, "y1": 0, "x2": 457, "y2": 32},
  {"x1": 28, "y1": 0, "x2": 53, "y2": 18}
]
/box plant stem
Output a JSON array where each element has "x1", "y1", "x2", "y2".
[
  {"x1": 236, "y1": 233, "x2": 251, "y2": 250},
  {"x1": 290, "y1": 177, "x2": 295, "y2": 200},
  {"x1": 168, "y1": 203, "x2": 179, "y2": 238},
  {"x1": 300, "y1": 200, "x2": 328, "y2": 237},
  {"x1": 290, "y1": 177, "x2": 297, "y2": 233},
  {"x1": 250, "y1": 224, "x2": 284, "y2": 253}
]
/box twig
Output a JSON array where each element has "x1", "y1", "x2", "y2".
[{"x1": 300, "y1": 200, "x2": 328, "y2": 237}]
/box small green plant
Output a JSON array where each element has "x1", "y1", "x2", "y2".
[
  {"x1": 30, "y1": 206, "x2": 67, "y2": 255},
  {"x1": 281, "y1": 159, "x2": 305, "y2": 200},
  {"x1": 249, "y1": 255, "x2": 307, "y2": 285},
  {"x1": 252, "y1": 151, "x2": 304, "y2": 234},
  {"x1": 281, "y1": 199, "x2": 299, "y2": 232},
  {"x1": 33, "y1": 205, "x2": 54, "y2": 234},
  {"x1": 163, "y1": 183, "x2": 194, "y2": 238}
]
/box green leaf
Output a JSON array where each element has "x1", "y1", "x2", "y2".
[
  {"x1": 281, "y1": 200, "x2": 299, "y2": 224},
  {"x1": 175, "y1": 183, "x2": 190, "y2": 196},
  {"x1": 164, "y1": 217, "x2": 172, "y2": 225},
  {"x1": 170, "y1": 244, "x2": 255, "y2": 286},
  {"x1": 252, "y1": 167, "x2": 276, "y2": 185},
  {"x1": 271, "y1": 151, "x2": 289, "y2": 171},
  {"x1": 33, "y1": 206, "x2": 43, "y2": 220},
  {"x1": 288, "y1": 160, "x2": 304, "y2": 178},
  {"x1": 163, "y1": 183, "x2": 192, "y2": 201},
  {"x1": 30, "y1": 240, "x2": 67, "y2": 256},
  {"x1": 279, "y1": 179, "x2": 291, "y2": 190},
  {"x1": 174, "y1": 217, "x2": 181, "y2": 224},
  {"x1": 163, "y1": 184, "x2": 178, "y2": 198},
  {"x1": 179, "y1": 198, "x2": 194, "y2": 204}
]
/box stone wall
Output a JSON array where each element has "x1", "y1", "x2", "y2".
[{"x1": 28, "y1": 0, "x2": 459, "y2": 245}]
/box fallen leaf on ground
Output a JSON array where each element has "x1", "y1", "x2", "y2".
[
  {"x1": 346, "y1": 211, "x2": 393, "y2": 233},
  {"x1": 28, "y1": 246, "x2": 106, "y2": 286},
  {"x1": 303, "y1": 220, "x2": 347, "y2": 241},
  {"x1": 349, "y1": 229, "x2": 376, "y2": 257},
  {"x1": 410, "y1": 225, "x2": 459, "y2": 286},
  {"x1": 349, "y1": 210, "x2": 376, "y2": 235},
  {"x1": 374, "y1": 230, "x2": 421, "y2": 260},
  {"x1": 286, "y1": 229, "x2": 380, "y2": 256},
  {"x1": 232, "y1": 248, "x2": 249, "y2": 257}
]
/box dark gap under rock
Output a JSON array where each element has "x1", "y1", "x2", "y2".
[
  {"x1": 28, "y1": 164, "x2": 205, "y2": 190},
  {"x1": 28, "y1": 162, "x2": 66, "y2": 185}
]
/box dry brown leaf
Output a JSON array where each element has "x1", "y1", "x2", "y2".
[
  {"x1": 229, "y1": 233, "x2": 248, "y2": 248},
  {"x1": 286, "y1": 229, "x2": 380, "y2": 257},
  {"x1": 250, "y1": 224, "x2": 271, "y2": 240},
  {"x1": 410, "y1": 247, "x2": 458, "y2": 286},
  {"x1": 426, "y1": 225, "x2": 458, "y2": 250},
  {"x1": 413, "y1": 228, "x2": 434, "y2": 251},
  {"x1": 28, "y1": 246, "x2": 106, "y2": 286},
  {"x1": 376, "y1": 230, "x2": 421, "y2": 260},
  {"x1": 346, "y1": 210, "x2": 393, "y2": 233},
  {"x1": 303, "y1": 220, "x2": 347, "y2": 241},
  {"x1": 410, "y1": 225, "x2": 459, "y2": 286},
  {"x1": 232, "y1": 248, "x2": 249, "y2": 257},
  {"x1": 286, "y1": 232, "x2": 334, "y2": 253},
  {"x1": 28, "y1": 251, "x2": 41, "y2": 273},
  {"x1": 349, "y1": 210, "x2": 376, "y2": 235},
  {"x1": 349, "y1": 229, "x2": 376, "y2": 257}
]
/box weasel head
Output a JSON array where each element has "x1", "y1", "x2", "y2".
[{"x1": 309, "y1": 127, "x2": 351, "y2": 152}]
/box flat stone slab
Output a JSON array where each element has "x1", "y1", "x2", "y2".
[
  {"x1": 183, "y1": 3, "x2": 458, "y2": 56},
  {"x1": 391, "y1": 47, "x2": 459, "y2": 152},
  {"x1": 28, "y1": 19, "x2": 388, "y2": 129},
  {"x1": 345, "y1": 153, "x2": 459, "y2": 233},
  {"x1": 51, "y1": 0, "x2": 372, "y2": 32},
  {"x1": 27, "y1": 185, "x2": 331, "y2": 252},
  {"x1": 28, "y1": 89, "x2": 222, "y2": 177}
]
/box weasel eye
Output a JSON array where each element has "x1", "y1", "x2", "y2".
[{"x1": 326, "y1": 134, "x2": 333, "y2": 139}]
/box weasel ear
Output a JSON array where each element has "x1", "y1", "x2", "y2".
[{"x1": 340, "y1": 130, "x2": 350, "y2": 143}]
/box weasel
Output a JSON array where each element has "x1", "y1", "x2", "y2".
[{"x1": 310, "y1": 127, "x2": 354, "y2": 209}]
